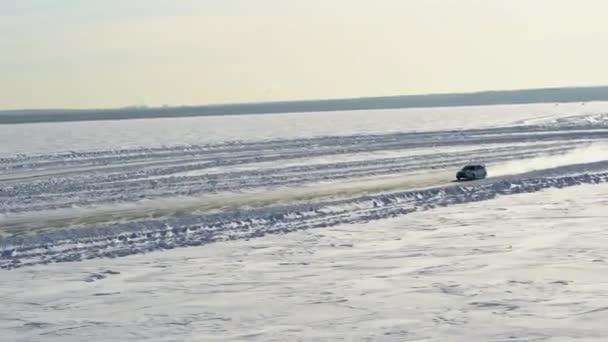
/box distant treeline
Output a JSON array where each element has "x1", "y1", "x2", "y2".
[{"x1": 2, "y1": 86, "x2": 608, "y2": 124}]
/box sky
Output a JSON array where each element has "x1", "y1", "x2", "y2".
[{"x1": 1, "y1": 0, "x2": 608, "y2": 109}]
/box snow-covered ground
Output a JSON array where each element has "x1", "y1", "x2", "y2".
[
  {"x1": 1, "y1": 102, "x2": 607, "y2": 157},
  {"x1": 2, "y1": 183, "x2": 608, "y2": 341},
  {"x1": 1, "y1": 103, "x2": 608, "y2": 341}
]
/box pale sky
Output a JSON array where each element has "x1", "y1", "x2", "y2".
[{"x1": 1, "y1": 0, "x2": 608, "y2": 109}]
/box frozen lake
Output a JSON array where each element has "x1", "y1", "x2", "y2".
[{"x1": 1, "y1": 102, "x2": 608, "y2": 341}]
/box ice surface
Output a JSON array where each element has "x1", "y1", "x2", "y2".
[
  {"x1": 1, "y1": 103, "x2": 608, "y2": 340},
  {"x1": 1, "y1": 102, "x2": 607, "y2": 156}
]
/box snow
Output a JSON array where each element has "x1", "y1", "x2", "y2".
[
  {"x1": 2, "y1": 183, "x2": 608, "y2": 341},
  {"x1": 1, "y1": 102, "x2": 608, "y2": 340},
  {"x1": 1, "y1": 101, "x2": 607, "y2": 157}
]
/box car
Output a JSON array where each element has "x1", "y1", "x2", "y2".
[{"x1": 456, "y1": 164, "x2": 487, "y2": 181}]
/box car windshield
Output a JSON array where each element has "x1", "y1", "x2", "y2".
[{"x1": 463, "y1": 166, "x2": 476, "y2": 170}]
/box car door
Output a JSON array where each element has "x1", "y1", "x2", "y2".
[
  {"x1": 474, "y1": 165, "x2": 483, "y2": 179},
  {"x1": 476, "y1": 166, "x2": 486, "y2": 179}
]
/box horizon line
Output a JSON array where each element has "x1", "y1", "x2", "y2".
[{"x1": 3, "y1": 84, "x2": 608, "y2": 113}]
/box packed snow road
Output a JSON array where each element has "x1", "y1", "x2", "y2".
[{"x1": 1, "y1": 108, "x2": 607, "y2": 269}]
